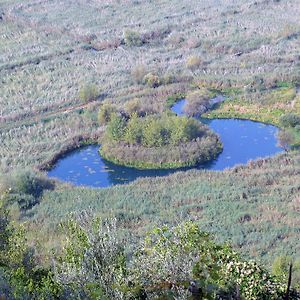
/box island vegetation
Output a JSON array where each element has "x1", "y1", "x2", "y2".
[{"x1": 99, "y1": 111, "x2": 222, "y2": 169}]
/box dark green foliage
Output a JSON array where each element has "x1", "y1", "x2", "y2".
[{"x1": 280, "y1": 113, "x2": 300, "y2": 128}]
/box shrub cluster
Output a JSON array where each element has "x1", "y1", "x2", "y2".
[
  {"x1": 184, "y1": 89, "x2": 213, "y2": 117},
  {"x1": 79, "y1": 84, "x2": 100, "y2": 103},
  {"x1": 280, "y1": 113, "x2": 300, "y2": 128},
  {"x1": 105, "y1": 113, "x2": 207, "y2": 147},
  {"x1": 100, "y1": 113, "x2": 222, "y2": 168},
  {"x1": 0, "y1": 170, "x2": 54, "y2": 211}
]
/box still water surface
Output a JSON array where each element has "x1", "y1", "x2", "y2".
[{"x1": 48, "y1": 100, "x2": 282, "y2": 187}]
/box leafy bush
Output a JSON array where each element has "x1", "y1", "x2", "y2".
[
  {"x1": 79, "y1": 84, "x2": 99, "y2": 103},
  {"x1": 124, "y1": 30, "x2": 144, "y2": 46},
  {"x1": 276, "y1": 130, "x2": 294, "y2": 151},
  {"x1": 143, "y1": 73, "x2": 161, "y2": 88},
  {"x1": 131, "y1": 65, "x2": 148, "y2": 84},
  {"x1": 186, "y1": 55, "x2": 202, "y2": 71},
  {"x1": 54, "y1": 219, "x2": 288, "y2": 300},
  {"x1": 98, "y1": 102, "x2": 117, "y2": 124},
  {"x1": 101, "y1": 113, "x2": 222, "y2": 168},
  {"x1": 280, "y1": 113, "x2": 300, "y2": 128},
  {"x1": 0, "y1": 170, "x2": 54, "y2": 210},
  {"x1": 272, "y1": 256, "x2": 300, "y2": 289},
  {"x1": 106, "y1": 113, "x2": 205, "y2": 147},
  {"x1": 184, "y1": 89, "x2": 212, "y2": 117},
  {"x1": 106, "y1": 113, "x2": 127, "y2": 141},
  {"x1": 123, "y1": 98, "x2": 142, "y2": 116}
]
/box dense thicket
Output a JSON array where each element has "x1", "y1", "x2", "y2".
[
  {"x1": 2, "y1": 209, "x2": 298, "y2": 299},
  {"x1": 100, "y1": 113, "x2": 222, "y2": 168}
]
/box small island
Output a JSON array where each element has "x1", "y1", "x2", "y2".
[{"x1": 100, "y1": 112, "x2": 222, "y2": 169}]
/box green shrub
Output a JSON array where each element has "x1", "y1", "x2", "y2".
[
  {"x1": 272, "y1": 256, "x2": 300, "y2": 289},
  {"x1": 79, "y1": 84, "x2": 99, "y2": 103},
  {"x1": 186, "y1": 55, "x2": 202, "y2": 71},
  {"x1": 143, "y1": 73, "x2": 161, "y2": 88},
  {"x1": 123, "y1": 30, "x2": 144, "y2": 46},
  {"x1": 0, "y1": 170, "x2": 53, "y2": 210},
  {"x1": 98, "y1": 102, "x2": 117, "y2": 124},
  {"x1": 131, "y1": 65, "x2": 148, "y2": 84},
  {"x1": 280, "y1": 113, "x2": 300, "y2": 128},
  {"x1": 106, "y1": 113, "x2": 127, "y2": 141}
]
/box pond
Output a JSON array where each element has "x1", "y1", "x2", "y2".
[{"x1": 48, "y1": 99, "x2": 283, "y2": 187}]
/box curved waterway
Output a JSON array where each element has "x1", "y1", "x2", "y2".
[{"x1": 48, "y1": 99, "x2": 283, "y2": 187}]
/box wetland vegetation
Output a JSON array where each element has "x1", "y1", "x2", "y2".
[{"x1": 0, "y1": 0, "x2": 299, "y2": 298}]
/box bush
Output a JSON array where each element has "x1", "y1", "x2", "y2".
[
  {"x1": 101, "y1": 113, "x2": 221, "y2": 168},
  {"x1": 98, "y1": 102, "x2": 117, "y2": 124},
  {"x1": 184, "y1": 89, "x2": 212, "y2": 117},
  {"x1": 276, "y1": 130, "x2": 295, "y2": 150},
  {"x1": 280, "y1": 113, "x2": 300, "y2": 128},
  {"x1": 123, "y1": 98, "x2": 142, "y2": 116},
  {"x1": 131, "y1": 65, "x2": 148, "y2": 84},
  {"x1": 124, "y1": 30, "x2": 144, "y2": 46},
  {"x1": 106, "y1": 113, "x2": 127, "y2": 141},
  {"x1": 79, "y1": 84, "x2": 100, "y2": 103},
  {"x1": 272, "y1": 256, "x2": 300, "y2": 289},
  {"x1": 143, "y1": 73, "x2": 161, "y2": 88},
  {"x1": 0, "y1": 170, "x2": 54, "y2": 210},
  {"x1": 186, "y1": 55, "x2": 202, "y2": 71}
]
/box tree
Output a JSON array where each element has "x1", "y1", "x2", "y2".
[
  {"x1": 0, "y1": 193, "x2": 60, "y2": 299},
  {"x1": 106, "y1": 113, "x2": 127, "y2": 141},
  {"x1": 280, "y1": 113, "x2": 300, "y2": 128},
  {"x1": 124, "y1": 113, "x2": 143, "y2": 144}
]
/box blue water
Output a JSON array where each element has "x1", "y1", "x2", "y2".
[{"x1": 48, "y1": 99, "x2": 283, "y2": 188}]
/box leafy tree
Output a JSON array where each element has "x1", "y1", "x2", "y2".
[
  {"x1": 106, "y1": 113, "x2": 127, "y2": 141},
  {"x1": 0, "y1": 193, "x2": 60, "y2": 299},
  {"x1": 124, "y1": 113, "x2": 143, "y2": 144}
]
